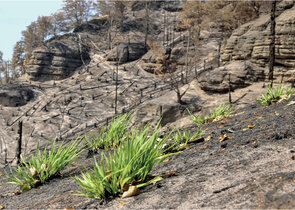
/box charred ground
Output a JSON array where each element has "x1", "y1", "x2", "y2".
[{"x1": 1, "y1": 95, "x2": 294, "y2": 209}]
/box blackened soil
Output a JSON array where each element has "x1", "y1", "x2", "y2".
[{"x1": 1, "y1": 95, "x2": 295, "y2": 209}]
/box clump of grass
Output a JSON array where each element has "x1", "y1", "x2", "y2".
[
  {"x1": 172, "y1": 128, "x2": 204, "y2": 151},
  {"x1": 85, "y1": 113, "x2": 132, "y2": 151},
  {"x1": 187, "y1": 103, "x2": 234, "y2": 126},
  {"x1": 74, "y1": 122, "x2": 175, "y2": 199},
  {"x1": 5, "y1": 137, "x2": 84, "y2": 192},
  {"x1": 256, "y1": 85, "x2": 294, "y2": 106}
]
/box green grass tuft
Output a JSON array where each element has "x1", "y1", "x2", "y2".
[
  {"x1": 84, "y1": 113, "x2": 133, "y2": 151},
  {"x1": 256, "y1": 85, "x2": 294, "y2": 106},
  {"x1": 172, "y1": 128, "x2": 204, "y2": 151},
  {"x1": 74, "y1": 122, "x2": 175, "y2": 199},
  {"x1": 187, "y1": 103, "x2": 234, "y2": 126},
  {"x1": 5, "y1": 137, "x2": 84, "y2": 192}
]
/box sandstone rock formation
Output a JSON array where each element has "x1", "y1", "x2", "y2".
[
  {"x1": 221, "y1": 1, "x2": 295, "y2": 83},
  {"x1": 27, "y1": 36, "x2": 90, "y2": 81},
  {"x1": 198, "y1": 61, "x2": 265, "y2": 93},
  {"x1": 0, "y1": 84, "x2": 34, "y2": 107}
]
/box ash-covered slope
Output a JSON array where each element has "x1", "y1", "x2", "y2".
[{"x1": 1, "y1": 94, "x2": 295, "y2": 209}]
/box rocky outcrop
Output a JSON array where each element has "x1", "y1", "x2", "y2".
[
  {"x1": 27, "y1": 35, "x2": 90, "y2": 81},
  {"x1": 0, "y1": 84, "x2": 34, "y2": 107},
  {"x1": 198, "y1": 61, "x2": 265, "y2": 93},
  {"x1": 221, "y1": 1, "x2": 295, "y2": 83},
  {"x1": 106, "y1": 43, "x2": 148, "y2": 64}
]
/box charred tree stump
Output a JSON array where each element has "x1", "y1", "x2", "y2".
[
  {"x1": 4, "y1": 148, "x2": 8, "y2": 165},
  {"x1": 159, "y1": 105, "x2": 163, "y2": 117},
  {"x1": 194, "y1": 59, "x2": 197, "y2": 79},
  {"x1": 228, "y1": 73, "x2": 232, "y2": 104}
]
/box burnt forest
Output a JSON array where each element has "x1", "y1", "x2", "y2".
[{"x1": 0, "y1": 1, "x2": 295, "y2": 209}]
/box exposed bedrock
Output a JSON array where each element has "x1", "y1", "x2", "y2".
[{"x1": 198, "y1": 61, "x2": 265, "y2": 93}]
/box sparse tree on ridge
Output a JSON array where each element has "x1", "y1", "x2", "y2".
[
  {"x1": 0, "y1": 59, "x2": 11, "y2": 84},
  {"x1": 50, "y1": 12, "x2": 68, "y2": 36},
  {"x1": 94, "y1": 0, "x2": 126, "y2": 49},
  {"x1": 14, "y1": 17, "x2": 52, "y2": 72},
  {"x1": 11, "y1": 40, "x2": 25, "y2": 76},
  {"x1": 180, "y1": 1, "x2": 268, "y2": 39},
  {"x1": 36, "y1": 16, "x2": 53, "y2": 41},
  {"x1": 22, "y1": 21, "x2": 43, "y2": 62},
  {"x1": 9, "y1": 0, "x2": 97, "y2": 76},
  {"x1": 95, "y1": 0, "x2": 114, "y2": 49},
  {"x1": 61, "y1": 0, "x2": 94, "y2": 30}
]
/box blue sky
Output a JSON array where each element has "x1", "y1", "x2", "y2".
[{"x1": 0, "y1": 0, "x2": 63, "y2": 60}]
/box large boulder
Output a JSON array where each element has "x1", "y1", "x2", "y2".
[
  {"x1": 0, "y1": 84, "x2": 34, "y2": 107},
  {"x1": 221, "y1": 1, "x2": 295, "y2": 83},
  {"x1": 27, "y1": 35, "x2": 90, "y2": 81},
  {"x1": 198, "y1": 61, "x2": 265, "y2": 93},
  {"x1": 106, "y1": 43, "x2": 148, "y2": 64}
]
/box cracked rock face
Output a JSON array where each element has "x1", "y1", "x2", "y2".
[
  {"x1": 27, "y1": 36, "x2": 90, "y2": 81},
  {"x1": 0, "y1": 84, "x2": 34, "y2": 107}
]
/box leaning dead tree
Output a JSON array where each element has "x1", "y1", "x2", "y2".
[
  {"x1": 156, "y1": 55, "x2": 189, "y2": 105},
  {"x1": 170, "y1": 72, "x2": 190, "y2": 105},
  {"x1": 269, "y1": 0, "x2": 276, "y2": 87}
]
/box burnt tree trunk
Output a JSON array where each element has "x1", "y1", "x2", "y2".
[
  {"x1": 186, "y1": 29, "x2": 191, "y2": 73},
  {"x1": 115, "y1": 46, "x2": 119, "y2": 115},
  {"x1": 144, "y1": 2, "x2": 149, "y2": 48},
  {"x1": 16, "y1": 121, "x2": 23, "y2": 165},
  {"x1": 269, "y1": 0, "x2": 276, "y2": 87}
]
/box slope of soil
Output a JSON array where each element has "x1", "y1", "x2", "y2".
[{"x1": 1, "y1": 95, "x2": 295, "y2": 209}]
